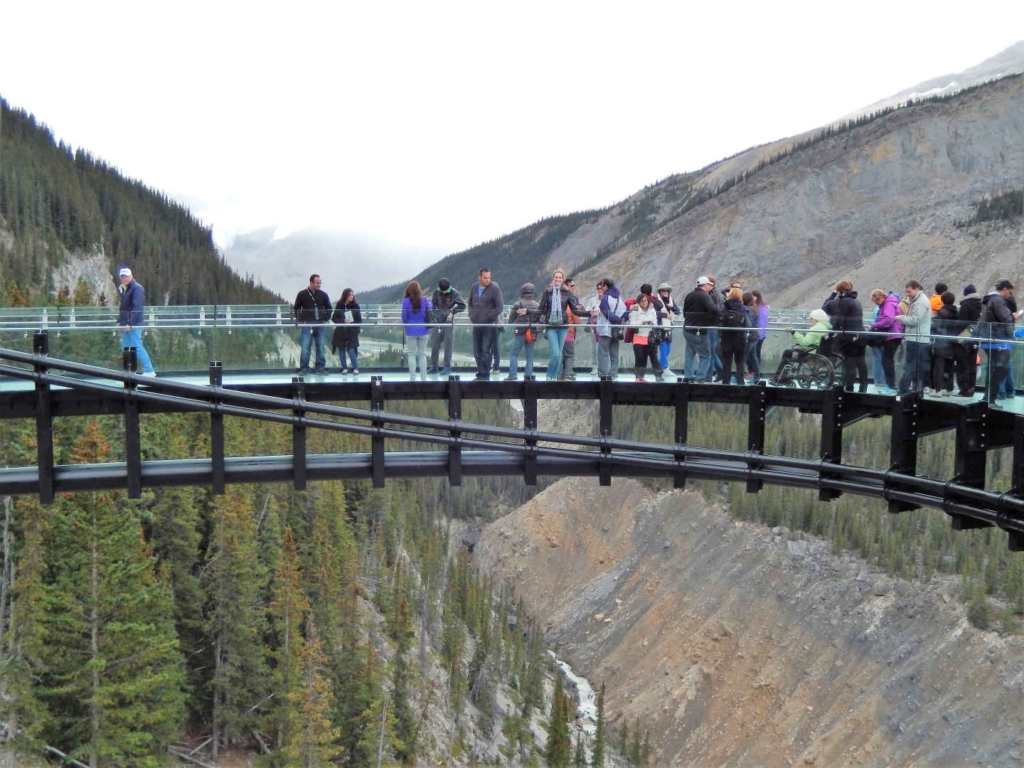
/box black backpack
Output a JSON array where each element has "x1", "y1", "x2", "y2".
[{"x1": 721, "y1": 307, "x2": 748, "y2": 328}]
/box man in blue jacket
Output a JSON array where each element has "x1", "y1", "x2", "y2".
[{"x1": 117, "y1": 266, "x2": 156, "y2": 376}]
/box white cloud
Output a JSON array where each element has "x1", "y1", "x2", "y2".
[{"x1": 2, "y1": 1, "x2": 1022, "y2": 263}]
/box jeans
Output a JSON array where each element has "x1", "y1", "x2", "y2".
[
  {"x1": 871, "y1": 345, "x2": 886, "y2": 387},
  {"x1": 745, "y1": 337, "x2": 761, "y2": 379},
  {"x1": 430, "y1": 326, "x2": 455, "y2": 370},
  {"x1": 507, "y1": 333, "x2": 535, "y2": 378},
  {"x1": 337, "y1": 346, "x2": 358, "y2": 370},
  {"x1": 120, "y1": 327, "x2": 155, "y2": 373},
  {"x1": 707, "y1": 328, "x2": 723, "y2": 377},
  {"x1": 898, "y1": 341, "x2": 930, "y2": 394},
  {"x1": 683, "y1": 329, "x2": 712, "y2": 381},
  {"x1": 299, "y1": 325, "x2": 328, "y2": 371},
  {"x1": 545, "y1": 326, "x2": 569, "y2": 379},
  {"x1": 597, "y1": 336, "x2": 620, "y2": 377},
  {"x1": 473, "y1": 326, "x2": 498, "y2": 378}
]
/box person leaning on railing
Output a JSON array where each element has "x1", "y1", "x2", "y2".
[
  {"x1": 427, "y1": 277, "x2": 466, "y2": 376},
  {"x1": 978, "y1": 278, "x2": 1023, "y2": 404}
]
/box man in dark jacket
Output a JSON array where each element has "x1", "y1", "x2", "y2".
[
  {"x1": 117, "y1": 266, "x2": 156, "y2": 376},
  {"x1": 979, "y1": 279, "x2": 1023, "y2": 403},
  {"x1": 293, "y1": 273, "x2": 332, "y2": 375},
  {"x1": 682, "y1": 276, "x2": 719, "y2": 382},
  {"x1": 468, "y1": 268, "x2": 504, "y2": 379},
  {"x1": 428, "y1": 277, "x2": 467, "y2": 375},
  {"x1": 953, "y1": 284, "x2": 983, "y2": 397}
]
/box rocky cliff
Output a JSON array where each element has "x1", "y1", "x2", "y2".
[
  {"x1": 474, "y1": 477, "x2": 1024, "y2": 766},
  {"x1": 545, "y1": 74, "x2": 1024, "y2": 306}
]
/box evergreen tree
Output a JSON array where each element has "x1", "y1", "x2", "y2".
[
  {"x1": 591, "y1": 681, "x2": 606, "y2": 768},
  {"x1": 268, "y1": 528, "x2": 310, "y2": 750},
  {"x1": 280, "y1": 619, "x2": 341, "y2": 766},
  {"x1": 545, "y1": 673, "x2": 572, "y2": 767}
]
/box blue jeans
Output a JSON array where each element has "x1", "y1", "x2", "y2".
[
  {"x1": 545, "y1": 326, "x2": 569, "y2": 379},
  {"x1": 707, "y1": 328, "x2": 723, "y2": 376},
  {"x1": 745, "y1": 337, "x2": 762, "y2": 379},
  {"x1": 299, "y1": 325, "x2": 328, "y2": 371},
  {"x1": 473, "y1": 326, "x2": 498, "y2": 377},
  {"x1": 120, "y1": 327, "x2": 154, "y2": 373},
  {"x1": 898, "y1": 341, "x2": 930, "y2": 394},
  {"x1": 683, "y1": 329, "x2": 712, "y2": 381},
  {"x1": 871, "y1": 346, "x2": 886, "y2": 387},
  {"x1": 337, "y1": 347, "x2": 358, "y2": 369},
  {"x1": 507, "y1": 333, "x2": 535, "y2": 378}
]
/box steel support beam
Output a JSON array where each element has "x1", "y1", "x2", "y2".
[
  {"x1": 371, "y1": 376, "x2": 385, "y2": 488},
  {"x1": 888, "y1": 392, "x2": 920, "y2": 513},
  {"x1": 523, "y1": 376, "x2": 539, "y2": 486},
  {"x1": 122, "y1": 349, "x2": 142, "y2": 499},
  {"x1": 746, "y1": 382, "x2": 768, "y2": 493},
  {"x1": 447, "y1": 375, "x2": 462, "y2": 486},
  {"x1": 950, "y1": 400, "x2": 991, "y2": 530},
  {"x1": 33, "y1": 332, "x2": 54, "y2": 504},
  {"x1": 818, "y1": 387, "x2": 845, "y2": 502},
  {"x1": 599, "y1": 377, "x2": 614, "y2": 486},
  {"x1": 209, "y1": 362, "x2": 225, "y2": 495},
  {"x1": 673, "y1": 383, "x2": 690, "y2": 489},
  {"x1": 292, "y1": 377, "x2": 307, "y2": 490}
]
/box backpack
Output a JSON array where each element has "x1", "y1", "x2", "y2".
[
  {"x1": 606, "y1": 297, "x2": 627, "y2": 341},
  {"x1": 721, "y1": 307, "x2": 748, "y2": 329}
]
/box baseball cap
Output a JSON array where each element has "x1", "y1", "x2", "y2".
[
  {"x1": 118, "y1": 267, "x2": 133, "y2": 278},
  {"x1": 696, "y1": 276, "x2": 711, "y2": 286}
]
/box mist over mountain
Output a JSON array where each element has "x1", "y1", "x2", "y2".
[{"x1": 221, "y1": 226, "x2": 440, "y2": 298}]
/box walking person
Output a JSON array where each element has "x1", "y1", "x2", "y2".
[
  {"x1": 401, "y1": 281, "x2": 433, "y2": 381},
  {"x1": 682, "y1": 276, "x2": 720, "y2": 382},
  {"x1": 428, "y1": 277, "x2": 466, "y2": 376},
  {"x1": 293, "y1": 274, "x2": 332, "y2": 375},
  {"x1": 593, "y1": 278, "x2": 626, "y2": 378},
  {"x1": 629, "y1": 294, "x2": 664, "y2": 381},
  {"x1": 894, "y1": 280, "x2": 933, "y2": 395},
  {"x1": 468, "y1": 268, "x2": 504, "y2": 380},
  {"x1": 331, "y1": 287, "x2": 362, "y2": 374},
  {"x1": 867, "y1": 288, "x2": 903, "y2": 395},
  {"x1": 116, "y1": 266, "x2": 156, "y2": 376},
  {"x1": 824, "y1": 280, "x2": 869, "y2": 392},
  {"x1": 537, "y1": 269, "x2": 587, "y2": 381},
  {"x1": 505, "y1": 282, "x2": 541, "y2": 380}
]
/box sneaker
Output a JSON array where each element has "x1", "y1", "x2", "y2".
[
  {"x1": 340, "y1": 368, "x2": 349, "y2": 375},
  {"x1": 937, "y1": 389, "x2": 952, "y2": 397},
  {"x1": 503, "y1": 376, "x2": 517, "y2": 381},
  {"x1": 663, "y1": 368, "x2": 676, "y2": 377},
  {"x1": 297, "y1": 368, "x2": 313, "y2": 375},
  {"x1": 351, "y1": 369, "x2": 359, "y2": 375},
  {"x1": 141, "y1": 371, "x2": 157, "y2": 377},
  {"x1": 880, "y1": 386, "x2": 898, "y2": 396},
  {"x1": 426, "y1": 366, "x2": 437, "y2": 374},
  {"x1": 635, "y1": 377, "x2": 647, "y2": 383},
  {"x1": 314, "y1": 369, "x2": 328, "y2": 375}
]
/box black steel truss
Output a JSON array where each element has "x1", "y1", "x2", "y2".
[{"x1": 1, "y1": 339, "x2": 1022, "y2": 551}]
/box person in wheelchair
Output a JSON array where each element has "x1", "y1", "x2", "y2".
[{"x1": 782, "y1": 309, "x2": 832, "y2": 361}]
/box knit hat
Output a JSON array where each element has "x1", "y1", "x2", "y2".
[
  {"x1": 963, "y1": 284, "x2": 976, "y2": 296},
  {"x1": 809, "y1": 309, "x2": 828, "y2": 323}
]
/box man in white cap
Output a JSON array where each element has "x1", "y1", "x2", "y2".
[
  {"x1": 117, "y1": 266, "x2": 156, "y2": 375},
  {"x1": 681, "y1": 276, "x2": 719, "y2": 382}
]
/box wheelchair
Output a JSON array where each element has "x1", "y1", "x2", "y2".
[{"x1": 772, "y1": 335, "x2": 844, "y2": 390}]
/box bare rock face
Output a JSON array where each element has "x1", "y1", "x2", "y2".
[
  {"x1": 474, "y1": 477, "x2": 1024, "y2": 766},
  {"x1": 567, "y1": 75, "x2": 1024, "y2": 304}
]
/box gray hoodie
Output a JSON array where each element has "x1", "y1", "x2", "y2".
[
  {"x1": 897, "y1": 291, "x2": 931, "y2": 341},
  {"x1": 510, "y1": 283, "x2": 540, "y2": 333}
]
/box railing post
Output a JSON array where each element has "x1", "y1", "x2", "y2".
[
  {"x1": 523, "y1": 376, "x2": 539, "y2": 486},
  {"x1": 447, "y1": 375, "x2": 462, "y2": 486},
  {"x1": 1008, "y1": 414, "x2": 1024, "y2": 551},
  {"x1": 292, "y1": 376, "x2": 307, "y2": 491},
  {"x1": 33, "y1": 331, "x2": 55, "y2": 504},
  {"x1": 599, "y1": 376, "x2": 614, "y2": 486},
  {"x1": 950, "y1": 400, "x2": 991, "y2": 530},
  {"x1": 818, "y1": 386, "x2": 844, "y2": 502},
  {"x1": 746, "y1": 381, "x2": 767, "y2": 493},
  {"x1": 209, "y1": 362, "x2": 225, "y2": 495},
  {"x1": 887, "y1": 392, "x2": 920, "y2": 513},
  {"x1": 371, "y1": 376, "x2": 385, "y2": 488},
  {"x1": 122, "y1": 345, "x2": 142, "y2": 499},
  {"x1": 672, "y1": 382, "x2": 689, "y2": 489}
]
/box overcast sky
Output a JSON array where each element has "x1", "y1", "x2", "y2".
[{"x1": 2, "y1": 1, "x2": 1022, "y2": 262}]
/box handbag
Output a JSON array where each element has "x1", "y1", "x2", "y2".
[
  {"x1": 525, "y1": 328, "x2": 534, "y2": 343},
  {"x1": 633, "y1": 333, "x2": 649, "y2": 346}
]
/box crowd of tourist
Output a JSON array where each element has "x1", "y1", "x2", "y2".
[{"x1": 291, "y1": 270, "x2": 1023, "y2": 402}]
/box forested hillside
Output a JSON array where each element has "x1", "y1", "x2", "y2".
[{"x1": 0, "y1": 98, "x2": 280, "y2": 305}]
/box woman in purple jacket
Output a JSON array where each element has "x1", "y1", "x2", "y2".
[
  {"x1": 402, "y1": 281, "x2": 433, "y2": 381},
  {"x1": 868, "y1": 289, "x2": 904, "y2": 394}
]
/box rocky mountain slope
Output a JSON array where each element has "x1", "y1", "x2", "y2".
[{"x1": 474, "y1": 476, "x2": 1024, "y2": 765}]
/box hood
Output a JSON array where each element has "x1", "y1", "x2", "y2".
[
  {"x1": 519, "y1": 282, "x2": 535, "y2": 299},
  {"x1": 962, "y1": 293, "x2": 982, "y2": 303},
  {"x1": 605, "y1": 286, "x2": 621, "y2": 300}
]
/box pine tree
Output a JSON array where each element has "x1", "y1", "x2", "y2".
[
  {"x1": 546, "y1": 673, "x2": 571, "y2": 767},
  {"x1": 268, "y1": 528, "x2": 310, "y2": 749},
  {"x1": 591, "y1": 681, "x2": 606, "y2": 768},
  {"x1": 280, "y1": 619, "x2": 341, "y2": 766},
  {"x1": 574, "y1": 731, "x2": 587, "y2": 767}
]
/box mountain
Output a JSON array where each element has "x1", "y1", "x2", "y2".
[
  {"x1": 362, "y1": 43, "x2": 1024, "y2": 307},
  {"x1": 221, "y1": 226, "x2": 434, "y2": 298}
]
